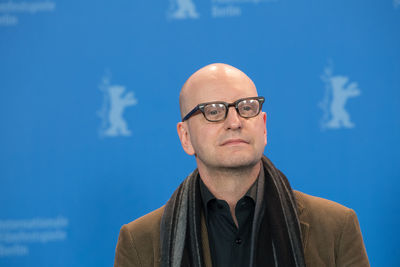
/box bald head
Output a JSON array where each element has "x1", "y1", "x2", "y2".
[{"x1": 179, "y1": 63, "x2": 258, "y2": 119}]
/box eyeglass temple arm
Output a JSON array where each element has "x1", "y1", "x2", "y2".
[{"x1": 182, "y1": 106, "x2": 200, "y2": 121}]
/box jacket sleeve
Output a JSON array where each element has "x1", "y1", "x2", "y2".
[
  {"x1": 114, "y1": 224, "x2": 142, "y2": 267},
  {"x1": 336, "y1": 209, "x2": 369, "y2": 267}
]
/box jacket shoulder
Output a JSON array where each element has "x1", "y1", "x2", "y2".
[
  {"x1": 293, "y1": 190, "x2": 369, "y2": 267},
  {"x1": 293, "y1": 190, "x2": 354, "y2": 245},
  {"x1": 294, "y1": 190, "x2": 352, "y2": 217},
  {"x1": 114, "y1": 206, "x2": 164, "y2": 267},
  {"x1": 124, "y1": 206, "x2": 165, "y2": 237}
]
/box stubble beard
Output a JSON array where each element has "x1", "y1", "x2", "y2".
[{"x1": 196, "y1": 149, "x2": 263, "y2": 177}]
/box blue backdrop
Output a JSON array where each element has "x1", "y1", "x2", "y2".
[{"x1": 1, "y1": 0, "x2": 399, "y2": 266}]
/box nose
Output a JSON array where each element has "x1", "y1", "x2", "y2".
[{"x1": 224, "y1": 106, "x2": 242, "y2": 130}]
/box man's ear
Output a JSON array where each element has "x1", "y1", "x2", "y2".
[
  {"x1": 177, "y1": 122, "x2": 195, "y2": 155},
  {"x1": 263, "y1": 112, "x2": 267, "y2": 146}
]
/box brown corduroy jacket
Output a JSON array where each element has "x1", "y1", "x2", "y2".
[{"x1": 114, "y1": 190, "x2": 369, "y2": 267}]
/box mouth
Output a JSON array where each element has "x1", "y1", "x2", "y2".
[{"x1": 220, "y1": 139, "x2": 249, "y2": 146}]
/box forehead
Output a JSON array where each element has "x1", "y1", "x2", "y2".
[{"x1": 186, "y1": 68, "x2": 258, "y2": 107}]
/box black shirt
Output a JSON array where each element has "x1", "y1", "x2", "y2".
[{"x1": 199, "y1": 178, "x2": 258, "y2": 267}]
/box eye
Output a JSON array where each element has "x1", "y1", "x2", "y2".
[
  {"x1": 238, "y1": 99, "x2": 259, "y2": 117},
  {"x1": 242, "y1": 105, "x2": 252, "y2": 111},
  {"x1": 204, "y1": 103, "x2": 226, "y2": 119},
  {"x1": 209, "y1": 109, "x2": 219, "y2": 115}
]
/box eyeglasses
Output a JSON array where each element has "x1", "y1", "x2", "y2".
[{"x1": 182, "y1": 96, "x2": 265, "y2": 122}]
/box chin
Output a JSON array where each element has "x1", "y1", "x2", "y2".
[
  {"x1": 220, "y1": 155, "x2": 261, "y2": 169},
  {"x1": 196, "y1": 149, "x2": 263, "y2": 170}
]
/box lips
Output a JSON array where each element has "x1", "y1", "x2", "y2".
[{"x1": 220, "y1": 138, "x2": 249, "y2": 146}]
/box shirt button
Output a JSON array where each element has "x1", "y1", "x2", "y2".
[{"x1": 235, "y1": 238, "x2": 242, "y2": 245}]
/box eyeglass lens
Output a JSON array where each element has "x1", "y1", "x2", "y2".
[{"x1": 203, "y1": 99, "x2": 261, "y2": 121}]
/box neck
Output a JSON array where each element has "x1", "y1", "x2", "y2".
[{"x1": 198, "y1": 161, "x2": 261, "y2": 209}]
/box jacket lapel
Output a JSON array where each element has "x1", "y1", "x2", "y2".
[
  {"x1": 201, "y1": 211, "x2": 213, "y2": 267},
  {"x1": 295, "y1": 191, "x2": 309, "y2": 250}
]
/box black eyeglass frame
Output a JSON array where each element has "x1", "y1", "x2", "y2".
[{"x1": 182, "y1": 96, "x2": 265, "y2": 122}]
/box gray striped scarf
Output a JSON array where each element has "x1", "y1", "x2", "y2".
[{"x1": 160, "y1": 156, "x2": 305, "y2": 267}]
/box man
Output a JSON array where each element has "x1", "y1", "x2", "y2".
[{"x1": 114, "y1": 63, "x2": 369, "y2": 267}]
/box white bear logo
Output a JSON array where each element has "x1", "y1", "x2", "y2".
[
  {"x1": 168, "y1": 0, "x2": 199, "y2": 19},
  {"x1": 320, "y1": 65, "x2": 361, "y2": 129},
  {"x1": 98, "y1": 73, "x2": 137, "y2": 137}
]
